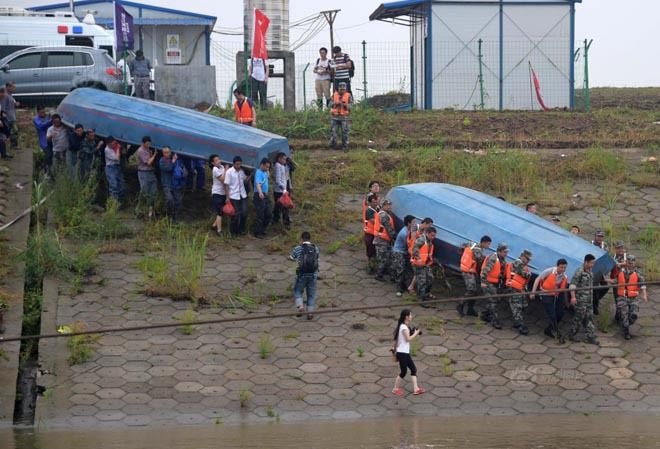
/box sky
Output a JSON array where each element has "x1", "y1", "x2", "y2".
[{"x1": 9, "y1": 0, "x2": 660, "y2": 87}]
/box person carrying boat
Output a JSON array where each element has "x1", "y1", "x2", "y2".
[
  {"x1": 480, "y1": 242, "x2": 509, "y2": 329},
  {"x1": 591, "y1": 229, "x2": 609, "y2": 315},
  {"x1": 614, "y1": 255, "x2": 648, "y2": 340},
  {"x1": 610, "y1": 240, "x2": 627, "y2": 323},
  {"x1": 458, "y1": 235, "x2": 492, "y2": 317},
  {"x1": 406, "y1": 217, "x2": 434, "y2": 294},
  {"x1": 233, "y1": 89, "x2": 257, "y2": 127},
  {"x1": 530, "y1": 259, "x2": 570, "y2": 343},
  {"x1": 374, "y1": 199, "x2": 396, "y2": 282},
  {"x1": 392, "y1": 215, "x2": 415, "y2": 297},
  {"x1": 411, "y1": 227, "x2": 438, "y2": 306},
  {"x1": 568, "y1": 254, "x2": 599, "y2": 345},
  {"x1": 505, "y1": 249, "x2": 533, "y2": 335},
  {"x1": 363, "y1": 191, "x2": 380, "y2": 274}
]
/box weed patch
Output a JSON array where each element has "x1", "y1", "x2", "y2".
[
  {"x1": 179, "y1": 308, "x2": 197, "y2": 335},
  {"x1": 257, "y1": 334, "x2": 276, "y2": 359},
  {"x1": 64, "y1": 321, "x2": 100, "y2": 365},
  {"x1": 239, "y1": 389, "x2": 252, "y2": 408}
]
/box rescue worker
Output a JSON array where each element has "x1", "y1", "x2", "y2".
[
  {"x1": 233, "y1": 88, "x2": 256, "y2": 127},
  {"x1": 569, "y1": 254, "x2": 599, "y2": 345},
  {"x1": 329, "y1": 81, "x2": 352, "y2": 150},
  {"x1": 392, "y1": 215, "x2": 415, "y2": 296},
  {"x1": 610, "y1": 240, "x2": 627, "y2": 322},
  {"x1": 480, "y1": 242, "x2": 509, "y2": 329},
  {"x1": 591, "y1": 229, "x2": 609, "y2": 315},
  {"x1": 505, "y1": 249, "x2": 533, "y2": 335},
  {"x1": 363, "y1": 193, "x2": 379, "y2": 273},
  {"x1": 614, "y1": 255, "x2": 648, "y2": 340},
  {"x1": 457, "y1": 235, "x2": 492, "y2": 317},
  {"x1": 406, "y1": 217, "x2": 434, "y2": 294},
  {"x1": 531, "y1": 259, "x2": 570, "y2": 343},
  {"x1": 374, "y1": 199, "x2": 396, "y2": 281},
  {"x1": 411, "y1": 227, "x2": 437, "y2": 306}
]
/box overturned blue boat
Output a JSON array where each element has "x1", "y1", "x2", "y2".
[
  {"x1": 57, "y1": 88, "x2": 290, "y2": 167},
  {"x1": 386, "y1": 183, "x2": 615, "y2": 280}
]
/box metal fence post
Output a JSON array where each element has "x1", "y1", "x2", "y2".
[
  {"x1": 302, "y1": 62, "x2": 310, "y2": 110},
  {"x1": 361, "y1": 40, "x2": 368, "y2": 101},
  {"x1": 583, "y1": 38, "x2": 593, "y2": 112},
  {"x1": 478, "y1": 39, "x2": 485, "y2": 110}
]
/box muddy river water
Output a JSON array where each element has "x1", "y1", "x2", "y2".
[{"x1": 2, "y1": 414, "x2": 660, "y2": 449}]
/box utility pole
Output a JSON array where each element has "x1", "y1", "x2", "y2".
[{"x1": 321, "y1": 9, "x2": 340, "y2": 51}]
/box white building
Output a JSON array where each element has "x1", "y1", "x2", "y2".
[{"x1": 370, "y1": 0, "x2": 582, "y2": 110}]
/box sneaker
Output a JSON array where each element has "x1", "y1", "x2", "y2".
[
  {"x1": 492, "y1": 319, "x2": 502, "y2": 330},
  {"x1": 544, "y1": 327, "x2": 555, "y2": 339},
  {"x1": 392, "y1": 388, "x2": 404, "y2": 397},
  {"x1": 624, "y1": 329, "x2": 632, "y2": 340},
  {"x1": 518, "y1": 325, "x2": 529, "y2": 336},
  {"x1": 586, "y1": 336, "x2": 600, "y2": 345}
]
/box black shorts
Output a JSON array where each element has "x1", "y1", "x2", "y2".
[{"x1": 212, "y1": 194, "x2": 226, "y2": 215}]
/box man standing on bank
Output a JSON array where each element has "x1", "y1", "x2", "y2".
[
  {"x1": 250, "y1": 56, "x2": 268, "y2": 109},
  {"x1": 130, "y1": 50, "x2": 152, "y2": 100},
  {"x1": 569, "y1": 254, "x2": 599, "y2": 345}
]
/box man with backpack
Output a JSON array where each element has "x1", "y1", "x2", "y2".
[
  {"x1": 290, "y1": 231, "x2": 320, "y2": 320},
  {"x1": 331, "y1": 46, "x2": 353, "y2": 93}
]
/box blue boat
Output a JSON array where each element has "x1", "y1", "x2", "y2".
[
  {"x1": 386, "y1": 183, "x2": 615, "y2": 280},
  {"x1": 57, "y1": 88, "x2": 290, "y2": 167}
]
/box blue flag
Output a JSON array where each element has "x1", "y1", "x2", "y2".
[{"x1": 114, "y1": 2, "x2": 134, "y2": 53}]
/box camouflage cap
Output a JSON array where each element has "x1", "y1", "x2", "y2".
[
  {"x1": 338, "y1": 82, "x2": 347, "y2": 89},
  {"x1": 497, "y1": 242, "x2": 508, "y2": 251},
  {"x1": 626, "y1": 255, "x2": 636, "y2": 262},
  {"x1": 551, "y1": 216, "x2": 560, "y2": 222},
  {"x1": 595, "y1": 229, "x2": 605, "y2": 237},
  {"x1": 520, "y1": 249, "x2": 533, "y2": 259},
  {"x1": 381, "y1": 199, "x2": 392, "y2": 206},
  {"x1": 614, "y1": 240, "x2": 625, "y2": 248}
]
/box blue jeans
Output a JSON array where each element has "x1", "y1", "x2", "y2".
[
  {"x1": 104, "y1": 164, "x2": 124, "y2": 201},
  {"x1": 294, "y1": 274, "x2": 317, "y2": 312},
  {"x1": 137, "y1": 170, "x2": 158, "y2": 208}
]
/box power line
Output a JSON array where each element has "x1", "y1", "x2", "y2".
[{"x1": 0, "y1": 281, "x2": 654, "y2": 344}]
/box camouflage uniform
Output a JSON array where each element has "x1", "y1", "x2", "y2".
[
  {"x1": 391, "y1": 250, "x2": 412, "y2": 292},
  {"x1": 412, "y1": 235, "x2": 434, "y2": 300},
  {"x1": 459, "y1": 246, "x2": 482, "y2": 316},
  {"x1": 374, "y1": 210, "x2": 396, "y2": 279},
  {"x1": 569, "y1": 265, "x2": 597, "y2": 342},
  {"x1": 480, "y1": 253, "x2": 505, "y2": 324},
  {"x1": 508, "y1": 258, "x2": 530, "y2": 327},
  {"x1": 615, "y1": 267, "x2": 645, "y2": 335}
]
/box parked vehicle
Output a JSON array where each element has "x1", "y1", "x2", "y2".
[
  {"x1": 0, "y1": 46, "x2": 123, "y2": 104},
  {"x1": 0, "y1": 8, "x2": 115, "y2": 59}
]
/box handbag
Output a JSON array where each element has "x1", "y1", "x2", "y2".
[
  {"x1": 278, "y1": 191, "x2": 295, "y2": 209},
  {"x1": 222, "y1": 200, "x2": 236, "y2": 217}
]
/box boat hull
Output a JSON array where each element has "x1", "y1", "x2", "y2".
[
  {"x1": 57, "y1": 88, "x2": 290, "y2": 167},
  {"x1": 386, "y1": 183, "x2": 615, "y2": 281}
]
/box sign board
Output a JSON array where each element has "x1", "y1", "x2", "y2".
[{"x1": 165, "y1": 33, "x2": 182, "y2": 65}]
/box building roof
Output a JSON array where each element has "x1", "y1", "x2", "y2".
[
  {"x1": 28, "y1": 0, "x2": 217, "y2": 26},
  {"x1": 370, "y1": 0, "x2": 583, "y2": 24}
]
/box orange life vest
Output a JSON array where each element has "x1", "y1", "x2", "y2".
[
  {"x1": 505, "y1": 262, "x2": 530, "y2": 292},
  {"x1": 407, "y1": 229, "x2": 421, "y2": 255},
  {"x1": 540, "y1": 271, "x2": 568, "y2": 296},
  {"x1": 411, "y1": 238, "x2": 434, "y2": 267},
  {"x1": 363, "y1": 206, "x2": 376, "y2": 235},
  {"x1": 482, "y1": 255, "x2": 503, "y2": 284},
  {"x1": 617, "y1": 271, "x2": 639, "y2": 298},
  {"x1": 331, "y1": 91, "x2": 351, "y2": 116},
  {"x1": 460, "y1": 246, "x2": 477, "y2": 274},
  {"x1": 374, "y1": 211, "x2": 394, "y2": 241},
  {"x1": 234, "y1": 99, "x2": 254, "y2": 124}
]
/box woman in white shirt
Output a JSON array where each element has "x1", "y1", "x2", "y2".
[
  {"x1": 209, "y1": 154, "x2": 226, "y2": 235},
  {"x1": 392, "y1": 309, "x2": 425, "y2": 396}
]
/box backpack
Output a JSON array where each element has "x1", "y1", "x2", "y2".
[
  {"x1": 299, "y1": 243, "x2": 318, "y2": 274},
  {"x1": 172, "y1": 159, "x2": 188, "y2": 189}
]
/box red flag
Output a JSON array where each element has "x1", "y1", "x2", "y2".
[
  {"x1": 252, "y1": 9, "x2": 270, "y2": 60},
  {"x1": 531, "y1": 67, "x2": 550, "y2": 111}
]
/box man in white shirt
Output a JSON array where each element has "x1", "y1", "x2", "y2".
[
  {"x1": 250, "y1": 57, "x2": 268, "y2": 109},
  {"x1": 313, "y1": 47, "x2": 332, "y2": 109},
  {"x1": 224, "y1": 155, "x2": 249, "y2": 236}
]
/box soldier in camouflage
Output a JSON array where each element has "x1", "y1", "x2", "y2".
[
  {"x1": 614, "y1": 255, "x2": 648, "y2": 340},
  {"x1": 569, "y1": 254, "x2": 599, "y2": 345},
  {"x1": 611, "y1": 240, "x2": 627, "y2": 322},
  {"x1": 480, "y1": 242, "x2": 509, "y2": 329},
  {"x1": 412, "y1": 227, "x2": 437, "y2": 306},
  {"x1": 458, "y1": 235, "x2": 491, "y2": 317},
  {"x1": 507, "y1": 249, "x2": 533, "y2": 335},
  {"x1": 374, "y1": 199, "x2": 396, "y2": 282}
]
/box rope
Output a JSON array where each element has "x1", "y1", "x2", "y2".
[{"x1": 0, "y1": 281, "x2": 655, "y2": 344}]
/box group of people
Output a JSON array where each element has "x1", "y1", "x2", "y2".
[
  {"x1": 362, "y1": 182, "x2": 649, "y2": 345},
  {"x1": 234, "y1": 46, "x2": 354, "y2": 151}
]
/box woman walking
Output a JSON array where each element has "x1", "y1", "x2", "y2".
[
  {"x1": 209, "y1": 154, "x2": 226, "y2": 235},
  {"x1": 392, "y1": 309, "x2": 425, "y2": 396}
]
